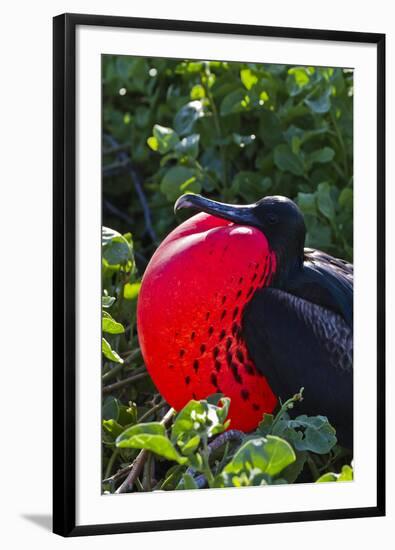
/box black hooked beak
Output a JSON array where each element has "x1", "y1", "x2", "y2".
[{"x1": 174, "y1": 193, "x2": 259, "y2": 227}]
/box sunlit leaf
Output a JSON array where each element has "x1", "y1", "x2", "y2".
[
  {"x1": 174, "y1": 101, "x2": 204, "y2": 135},
  {"x1": 223, "y1": 435, "x2": 296, "y2": 478},
  {"x1": 123, "y1": 282, "x2": 141, "y2": 300},
  {"x1": 148, "y1": 125, "x2": 179, "y2": 154},
  {"x1": 240, "y1": 68, "x2": 258, "y2": 90},
  {"x1": 102, "y1": 312, "x2": 125, "y2": 334},
  {"x1": 316, "y1": 464, "x2": 353, "y2": 483},
  {"x1": 116, "y1": 422, "x2": 188, "y2": 464},
  {"x1": 102, "y1": 338, "x2": 123, "y2": 364}
]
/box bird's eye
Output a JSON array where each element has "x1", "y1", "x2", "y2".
[{"x1": 267, "y1": 213, "x2": 278, "y2": 225}]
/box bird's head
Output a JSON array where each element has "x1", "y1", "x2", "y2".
[{"x1": 175, "y1": 193, "x2": 306, "y2": 284}]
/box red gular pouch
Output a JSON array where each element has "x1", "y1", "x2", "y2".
[{"x1": 137, "y1": 212, "x2": 278, "y2": 432}]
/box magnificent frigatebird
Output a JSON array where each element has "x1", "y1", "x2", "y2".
[{"x1": 137, "y1": 194, "x2": 353, "y2": 449}]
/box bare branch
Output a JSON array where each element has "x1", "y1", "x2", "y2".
[{"x1": 115, "y1": 407, "x2": 175, "y2": 494}]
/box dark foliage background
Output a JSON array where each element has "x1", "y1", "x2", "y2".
[
  {"x1": 101, "y1": 56, "x2": 353, "y2": 493},
  {"x1": 103, "y1": 57, "x2": 353, "y2": 266}
]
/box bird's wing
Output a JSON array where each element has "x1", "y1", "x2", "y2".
[
  {"x1": 243, "y1": 288, "x2": 353, "y2": 448},
  {"x1": 286, "y1": 248, "x2": 353, "y2": 327}
]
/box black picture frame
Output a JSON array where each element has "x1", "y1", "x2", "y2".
[{"x1": 53, "y1": 13, "x2": 386, "y2": 537}]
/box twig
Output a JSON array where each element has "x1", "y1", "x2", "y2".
[
  {"x1": 270, "y1": 387, "x2": 304, "y2": 434},
  {"x1": 102, "y1": 358, "x2": 144, "y2": 384},
  {"x1": 115, "y1": 407, "x2": 175, "y2": 494},
  {"x1": 115, "y1": 449, "x2": 150, "y2": 494},
  {"x1": 103, "y1": 142, "x2": 131, "y2": 155},
  {"x1": 104, "y1": 448, "x2": 120, "y2": 480},
  {"x1": 102, "y1": 371, "x2": 149, "y2": 394},
  {"x1": 103, "y1": 199, "x2": 135, "y2": 226},
  {"x1": 103, "y1": 463, "x2": 133, "y2": 485},
  {"x1": 137, "y1": 400, "x2": 168, "y2": 424},
  {"x1": 183, "y1": 429, "x2": 244, "y2": 489},
  {"x1": 128, "y1": 165, "x2": 159, "y2": 244},
  {"x1": 121, "y1": 348, "x2": 142, "y2": 360},
  {"x1": 143, "y1": 452, "x2": 154, "y2": 491},
  {"x1": 102, "y1": 362, "x2": 124, "y2": 384}
]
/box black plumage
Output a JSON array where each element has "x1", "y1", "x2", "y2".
[
  {"x1": 175, "y1": 193, "x2": 354, "y2": 449},
  {"x1": 243, "y1": 287, "x2": 353, "y2": 448},
  {"x1": 240, "y1": 202, "x2": 353, "y2": 450}
]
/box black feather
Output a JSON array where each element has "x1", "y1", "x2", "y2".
[
  {"x1": 286, "y1": 248, "x2": 353, "y2": 327},
  {"x1": 243, "y1": 288, "x2": 353, "y2": 449}
]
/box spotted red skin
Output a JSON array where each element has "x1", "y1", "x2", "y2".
[{"x1": 137, "y1": 212, "x2": 277, "y2": 432}]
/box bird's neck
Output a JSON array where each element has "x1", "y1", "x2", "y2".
[{"x1": 270, "y1": 250, "x2": 303, "y2": 289}]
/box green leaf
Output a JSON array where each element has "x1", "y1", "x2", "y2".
[
  {"x1": 181, "y1": 473, "x2": 199, "y2": 490},
  {"x1": 147, "y1": 136, "x2": 159, "y2": 151},
  {"x1": 160, "y1": 166, "x2": 200, "y2": 201},
  {"x1": 123, "y1": 282, "x2": 141, "y2": 300},
  {"x1": 338, "y1": 464, "x2": 353, "y2": 481},
  {"x1": 102, "y1": 396, "x2": 120, "y2": 421},
  {"x1": 240, "y1": 68, "x2": 258, "y2": 90},
  {"x1": 102, "y1": 312, "x2": 125, "y2": 334},
  {"x1": 273, "y1": 144, "x2": 305, "y2": 176},
  {"x1": 174, "y1": 101, "x2": 204, "y2": 136},
  {"x1": 179, "y1": 434, "x2": 201, "y2": 455},
  {"x1": 224, "y1": 435, "x2": 296, "y2": 478},
  {"x1": 316, "y1": 464, "x2": 353, "y2": 483},
  {"x1": 102, "y1": 338, "x2": 123, "y2": 364},
  {"x1": 102, "y1": 227, "x2": 132, "y2": 266},
  {"x1": 118, "y1": 403, "x2": 137, "y2": 426},
  {"x1": 148, "y1": 125, "x2": 179, "y2": 154},
  {"x1": 286, "y1": 67, "x2": 311, "y2": 96},
  {"x1": 102, "y1": 226, "x2": 121, "y2": 246},
  {"x1": 117, "y1": 421, "x2": 166, "y2": 439},
  {"x1": 338, "y1": 188, "x2": 353, "y2": 210},
  {"x1": 257, "y1": 413, "x2": 274, "y2": 436},
  {"x1": 184, "y1": 61, "x2": 204, "y2": 73},
  {"x1": 316, "y1": 472, "x2": 338, "y2": 482},
  {"x1": 284, "y1": 415, "x2": 337, "y2": 454},
  {"x1": 317, "y1": 182, "x2": 336, "y2": 222},
  {"x1": 116, "y1": 422, "x2": 188, "y2": 464},
  {"x1": 161, "y1": 465, "x2": 185, "y2": 491},
  {"x1": 231, "y1": 171, "x2": 271, "y2": 202},
  {"x1": 220, "y1": 89, "x2": 249, "y2": 116},
  {"x1": 102, "y1": 295, "x2": 116, "y2": 308},
  {"x1": 103, "y1": 236, "x2": 130, "y2": 265},
  {"x1": 259, "y1": 111, "x2": 283, "y2": 147},
  {"x1": 174, "y1": 134, "x2": 200, "y2": 159},
  {"x1": 281, "y1": 451, "x2": 307, "y2": 483},
  {"x1": 297, "y1": 192, "x2": 317, "y2": 215},
  {"x1": 262, "y1": 436, "x2": 297, "y2": 477},
  {"x1": 171, "y1": 398, "x2": 230, "y2": 442},
  {"x1": 309, "y1": 147, "x2": 335, "y2": 164},
  {"x1": 190, "y1": 84, "x2": 205, "y2": 100},
  {"x1": 305, "y1": 88, "x2": 331, "y2": 114},
  {"x1": 214, "y1": 469, "x2": 272, "y2": 488},
  {"x1": 103, "y1": 419, "x2": 124, "y2": 439},
  {"x1": 305, "y1": 215, "x2": 332, "y2": 248}
]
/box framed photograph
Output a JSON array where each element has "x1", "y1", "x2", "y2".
[{"x1": 53, "y1": 13, "x2": 385, "y2": 537}]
